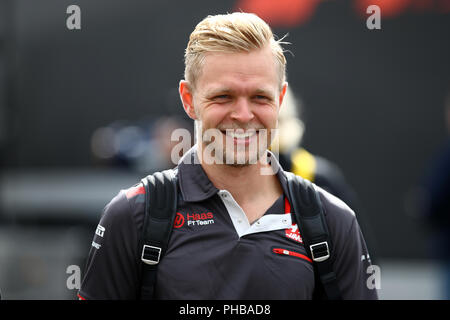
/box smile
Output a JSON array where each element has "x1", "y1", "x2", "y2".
[{"x1": 223, "y1": 130, "x2": 258, "y2": 140}]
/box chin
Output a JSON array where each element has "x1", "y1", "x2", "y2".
[{"x1": 222, "y1": 150, "x2": 264, "y2": 166}]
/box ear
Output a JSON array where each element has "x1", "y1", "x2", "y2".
[
  {"x1": 278, "y1": 82, "x2": 288, "y2": 108},
  {"x1": 179, "y1": 80, "x2": 198, "y2": 120}
]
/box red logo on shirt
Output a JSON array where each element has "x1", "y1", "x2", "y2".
[
  {"x1": 173, "y1": 212, "x2": 185, "y2": 228},
  {"x1": 285, "y1": 223, "x2": 303, "y2": 244},
  {"x1": 186, "y1": 212, "x2": 214, "y2": 220},
  {"x1": 174, "y1": 211, "x2": 215, "y2": 227}
]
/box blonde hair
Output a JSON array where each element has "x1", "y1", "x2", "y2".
[{"x1": 184, "y1": 12, "x2": 288, "y2": 91}]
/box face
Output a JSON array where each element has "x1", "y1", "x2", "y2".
[{"x1": 180, "y1": 45, "x2": 287, "y2": 166}]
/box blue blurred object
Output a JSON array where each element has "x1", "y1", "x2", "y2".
[{"x1": 90, "y1": 116, "x2": 193, "y2": 174}]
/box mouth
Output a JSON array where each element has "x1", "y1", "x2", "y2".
[
  {"x1": 219, "y1": 129, "x2": 259, "y2": 145},
  {"x1": 223, "y1": 129, "x2": 257, "y2": 140}
]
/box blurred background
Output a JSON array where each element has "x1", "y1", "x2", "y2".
[{"x1": 0, "y1": 0, "x2": 449, "y2": 299}]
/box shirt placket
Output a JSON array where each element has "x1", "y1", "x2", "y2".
[
  {"x1": 218, "y1": 190, "x2": 292, "y2": 238},
  {"x1": 218, "y1": 190, "x2": 250, "y2": 238}
]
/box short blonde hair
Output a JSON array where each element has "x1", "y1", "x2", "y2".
[{"x1": 184, "y1": 12, "x2": 288, "y2": 91}]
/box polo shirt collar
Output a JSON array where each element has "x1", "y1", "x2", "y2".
[
  {"x1": 177, "y1": 145, "x2": 289, "y2": 203},
  {"x1": 177, "y1": 145, "x2": 219, "y2": 202}
]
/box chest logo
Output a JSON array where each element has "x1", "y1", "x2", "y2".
[
  {"x1": 187, "y1": 212, "x2": 215, "y2": 226},
  {"x1": 174, "y1": 212, "x2": 215, "y2": 228},
  {"x1": 285, "y1": 223, "x2": 303, "y2": 244},
  {"x1": 174, "y1": 213, "x2": 185, "y2": 228}
]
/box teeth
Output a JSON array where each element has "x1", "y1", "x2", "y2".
[{"x1": 225, "y1": 130, "x2": 257, "y2": 139}]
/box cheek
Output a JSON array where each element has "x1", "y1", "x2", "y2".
[
  {"x1": 198, "y1": 103, "x2": 279, "y2": 129},
  {"x1": 255, "y1": 107, "x2": 279, "y2": 127},
  {"x1": 199, "y1": 106, "x2": 229, "y2": 127}
]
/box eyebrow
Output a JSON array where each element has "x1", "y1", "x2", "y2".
[
  {"x1": 205, "y1": 88, "x2": 232, "y2": 97},
  {"x1": 254, "y1": 88, "x2": 275, "y2": 98},
  {"x1": 205, "y1": 88, "x2": 275, "y2": 98}
]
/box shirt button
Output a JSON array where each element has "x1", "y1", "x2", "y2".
[{"x1": 237, "y1": 219, "x2": 242, "y2": 223}]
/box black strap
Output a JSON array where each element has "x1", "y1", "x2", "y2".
[
  {"x1": 140, "y1": 169, "x2": 178, "y2": 300},
  {"x1": 285, "y1": 171, "x2": 342, "y2": 300}
]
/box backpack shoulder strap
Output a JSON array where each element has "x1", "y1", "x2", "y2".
[
  {"x1": 139, "y1": 169, "x2": 178, "y2": 300},
  {"x1": 284, "y1": 171, "x2": 342, "y2": 300}
]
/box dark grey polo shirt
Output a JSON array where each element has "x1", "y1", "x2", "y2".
[{"x1": 78, "y1": 147, "x2": 378, "y2": 300}]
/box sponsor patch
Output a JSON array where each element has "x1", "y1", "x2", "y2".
[
  {"x1": 285, "y1": 223, "x2": 303, "y2": 244},
  {"x1": 174, "y1": 212, "x2": 185, "y2": 228},
  {"x1": 95, "y1": 224, "x2": 105, "y2": 237},
  {"x1": 174, "y1": 212, "x2": 215, "y2": 228}
]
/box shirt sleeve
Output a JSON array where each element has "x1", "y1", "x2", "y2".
[
  {"x1": 78, "y1": 191, "x2": 142, "y2": 300},
  {"x1": 320, "y1": 188, "x2": 379, "y2": 300}
]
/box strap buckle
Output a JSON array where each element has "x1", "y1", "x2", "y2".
[
  {"x1": 141, "y1": 245, "x2": 162, "y2": 265},
  {"x1": 310, "y1": 241, "x2": 330, "y2": 262}
]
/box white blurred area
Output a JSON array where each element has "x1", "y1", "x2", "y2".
[{"x1": 377, "y1": 260, "x2": 446, "y2": 300}]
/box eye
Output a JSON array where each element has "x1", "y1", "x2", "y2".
[
  {"x1": 254, "y1": 95, "x2": 270, "y2": 102},
  {"x1": 211, "y1": 95, "x2": 232, "y2": 103},
  {"x1": 215, "y1": 95, "x2": 230, "y2": 99}
]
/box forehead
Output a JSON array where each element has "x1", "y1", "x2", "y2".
[{"x1": 196, "y1": 46, "x2": 279, "y2": 95}]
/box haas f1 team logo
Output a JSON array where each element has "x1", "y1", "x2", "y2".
[
  {"x1": 285, "y1": 223, "x2": 303, "y2": 244},
  {"x1": 173, "y1": 212, "x2": 215, "y2": 228},
  {"x1": 174, "y1": 213, "x2": 185, "y2": 228}
]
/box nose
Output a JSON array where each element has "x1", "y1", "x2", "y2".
[{"x1": 231, "y1": 97, "x2": 254, "y2": 123}]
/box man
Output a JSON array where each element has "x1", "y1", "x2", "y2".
[{"x1": 78, "y1": 12, "x2": 377, "y2": 300}]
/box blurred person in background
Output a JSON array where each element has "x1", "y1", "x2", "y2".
[
  {"x1": 274, "y1": 87, "x2": 377, "y2": 259},
  {"x1": 90, "y1": 115, "x2": 193, "y2": 174},
  {"x1": 419, "y1": 91, "x2": 450, "y2": 299},
  {"x1": 275, "y1": 87, "x2": 359, "y2": 211},
  {"x1": 134, "y1": 116, "x2": 193, "y2": 173}
]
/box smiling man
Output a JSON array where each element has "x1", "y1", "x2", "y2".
[
  {"x1": 180, "y1": 32, "x2": 285, "y2": 168},
  {"x1": 179, "y1": 17, "x2": 287, "y2": 223},
  {"x1": 78, "y1": 12, "x2": 378, "y2": 300}
]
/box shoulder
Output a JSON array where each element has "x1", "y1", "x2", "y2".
[
  {"x1": 283, "y1": 171, "x2": 356, "y2": 234},
  {"x1": 101, "y1": 168, "x2": 179, "y2": 233},
  {"x1": 99, "y1": 184, "x2": 146, "y2": 237},
  {"x1": 78, "y1": 183, "x2": 147, "y2": 300},
  {"x1": 317, "y1": 184, "x2": 355, "y2": 216},
  {"x1": 315, "y1": 184, "x2": 357, "y2": 235}
]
